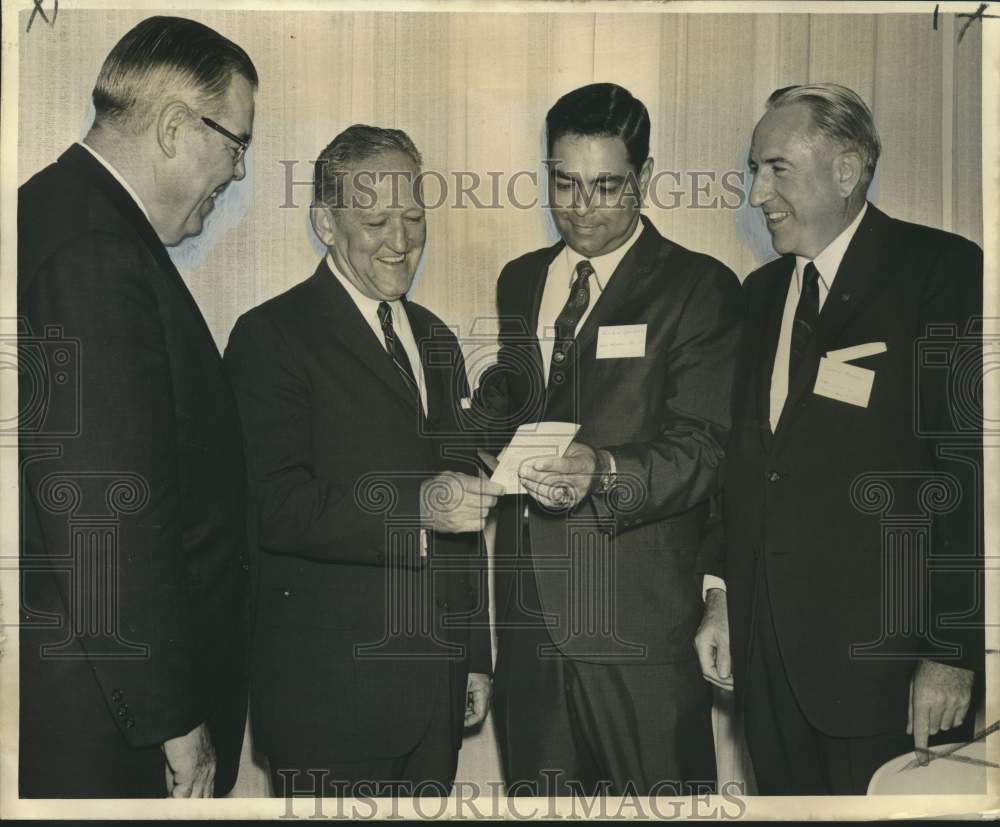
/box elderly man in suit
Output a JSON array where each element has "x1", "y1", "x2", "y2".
[
  {"x1": 224, "y1": 125, "x2": 499, "y2": 797},
  {"x1": 695, "y1": 83, "x2": 984, "y2": 795},
  {"x1": 472, "y1": 83, "x2": 743, "y2": 796},
  {"x1": 18, "y1": 16, "x2": 257, "y2": 798}
]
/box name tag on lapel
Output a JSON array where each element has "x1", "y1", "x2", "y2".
[
  {"x1": 596, "y1": 324, "x2": 646, "y2": 359},
  {"x1": 813, "y1": 357, "x2": 874, "y2": 408}
]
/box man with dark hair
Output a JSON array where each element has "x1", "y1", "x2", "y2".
[
  {"x1": 696, "y1": 82, "x2": 983, "y2": 794},
  {"x1": 224, "y1": 125, "x2": 498, "y2": 796},
  {"x1": 473, "y1": 83, "x2": 742, "y2": 795},
  {"x1": 19, "y1": 16, "x2": 257, "y2": 797}
]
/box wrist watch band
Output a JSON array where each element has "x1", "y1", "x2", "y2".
[{"x1": 594, "y1": 448, "x2": 616, "y2": 495}]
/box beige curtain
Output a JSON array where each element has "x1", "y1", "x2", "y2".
[{"x1": 16, "y1": 6, "x2": 982, "y2": 798}]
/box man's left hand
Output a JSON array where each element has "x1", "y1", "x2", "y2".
[
  {"x1": 519, "y1": 441, "x2": 599, "y2": 510},
  {"x1": 907, "y1": 658, "x2": 974, "y2": 764},
  {"x1": 465, "y1": 672, "x2": 492, "y2": 728}
]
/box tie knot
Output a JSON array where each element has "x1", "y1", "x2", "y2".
[
  {"x1": 575, "y1": 260, "x2": 595, "y2": 283},
  {"x1": 377, "y1": 301, "x2": 392, "y2": 329}
]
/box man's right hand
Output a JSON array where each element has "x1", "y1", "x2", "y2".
[
  {"x1": 420, "y1": 472, "x2": 503, "y2": 533},
  {"x1": 694, "y1": 588, "x2": 734, "y2": 691},
  {"x1": 162, "y1": 722, "x2": 215, "y2": 798}
]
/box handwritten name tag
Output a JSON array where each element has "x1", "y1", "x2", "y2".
[
  {"x1": 596, "y1": 324, "x2": 647, "y2": 359},
  {"x1": 813, "y1": 357, "x2": 874, "y2": 408}
]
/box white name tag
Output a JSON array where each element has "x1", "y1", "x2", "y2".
[
  {"x1": 813, "y1": 357, "x2": 874, "y2": 408},
  {"x1": 596, "y1": 324, "x2": 647, "y2": 359}
]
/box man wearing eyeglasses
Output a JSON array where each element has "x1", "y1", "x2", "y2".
[{"x1": 18, "y1": 16, "x2": 257, "y2": 798}]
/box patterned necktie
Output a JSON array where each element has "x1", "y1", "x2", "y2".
[
  {"x1": 377, "y1": 301, "x2": 421, "y2": 409},
  {"x1": 788, "y1": 261, "x2": 821, "y2": 382},
  {"x1": 550, "y1": 260, "x2": 595, "y2": 374}
]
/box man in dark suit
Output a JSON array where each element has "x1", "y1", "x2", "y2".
[
  {"x1": 18, "y1": 17, "x2": 257, "y2": 798},
  {"x1": 695, "y1": 83, "x2": 983, "y2": 794},
  {"x1": 224, "y1": 126, "x2": 499, "y2": 797},
  {"x1": 471, "y1": 83, "x2": 743, "y2": 796}
]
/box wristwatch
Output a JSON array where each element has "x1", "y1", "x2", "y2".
[{"x1": 593, "y1": 448, "x2": 617, "y2": 495}]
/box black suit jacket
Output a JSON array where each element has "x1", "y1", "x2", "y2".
[
  {"x1": 724, "y1": 204, "x2": 984, "y2": 737},
  {"x1": 18, "y1": 145, "x2": 251, "y2": 796},
  {"x1": 224, "y1": 260, "x2": 491, "y2": 764},
  {"x1": 476, "y1": 215, "x2": 743, "y2": 664}
]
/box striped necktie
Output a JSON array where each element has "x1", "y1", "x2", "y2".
[
  {"x1": 788, "y1": 261, "x2": 821, "y2": 382},
  {"x1": 377, "y1": 301, "x2": 421, "y2": 410},
  {"x1": 550, "y1": 259, "x2": 595, "y2": 376}
]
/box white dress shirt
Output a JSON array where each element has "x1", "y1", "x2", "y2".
[
  {"x1": 77, "y1": 141, "x2": 152, "y2": 222},
  {"x1": 768, "y1": 203, "x2": 868, "y2": 431},
  {"x1": 536, "y1": 218, "x2": 645, "y2": 384},
  {"x1": 326, "y1": 253, "x2": 428, "y2": 416}
]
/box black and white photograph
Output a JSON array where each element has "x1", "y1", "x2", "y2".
[{"x1": 2, "y1": 0, "x2": 996, "y2": 819}]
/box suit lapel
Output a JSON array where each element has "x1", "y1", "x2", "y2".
[
  {"x1": 753, "y1": 260, "x2": 793, "y2": 447},
  {"x1": 524, "y1": 243, "x2": 562, "y2": 388},
  {"x1": 310, "y1": 259, "x2": 421, "y2": 416},
  {"x1": 773, "y1": 204, "x2": 896, "y2": 440},
  {"x1": 569, "y1": 216, "x2": 665, "y2": 362}
]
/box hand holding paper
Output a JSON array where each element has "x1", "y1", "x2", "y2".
[
  {"x1": 519, "y1": 439, "x2": 599, "y2": 510},
  {"x1": 489, "y1": 422, "x2": 579, "y2": 495}
]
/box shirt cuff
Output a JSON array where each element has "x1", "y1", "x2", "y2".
[
  {"x1": 420, "y1": 528, "x2": 429, "y2": 558},
  {"x1": 702, "y1": 574, "x2": 726, "y2": 600}
]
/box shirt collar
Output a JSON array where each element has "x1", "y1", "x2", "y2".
[
  {"x1": 77, "y1": 141, "x2": 152, "y2": 222},
  {"x1": 562, "y1": 217, "x2": 645, "y2": 290},
  {"x1": 795, "y1": 202, "x2": 868, "y2": 291},
  {"x1": 325, "y1": 252, "x2": 403, "y2": 320}
]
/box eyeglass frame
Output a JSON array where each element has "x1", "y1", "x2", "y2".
[{"x1": 199, "y1": 115, "x2": 251, "y2": 166}]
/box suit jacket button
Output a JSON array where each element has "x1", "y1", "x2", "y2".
[
  {"x1": 767, "y1": 470, "x2": 781, "y2": 483},
  {"x1": 111, "y1": 689, "x2": 123, "y2": 702},
  {"x1": 117, "y1": 704, "x2": 129, "y2": 717},
  {"x1": 125, "y1": 718, "x2": 135, "y2": 729},
  {"x1": 241, "y1": 561, "x2": 250, "y2": 572}
]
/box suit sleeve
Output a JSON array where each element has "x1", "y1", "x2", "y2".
[
  {"x1": 918, "y1": 236, "x2": 984, "y2": 672},
  {"x1": 464, "y1": 263, "x2": 532, "y2": 456},
  {"x1": 603, "y1": 260, "x2": 744, "y2": 525},
  {"x1": 20, "y1": 232, "x2": 202, "y2": 748},
  {"x1": 224, "y1": 310, "x2": 426, "y2": 566}
]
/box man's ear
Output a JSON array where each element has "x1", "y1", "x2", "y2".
[
  {"x1": 156, "y1": 101, "x2": 191, "y2": 159},
  {"x1": 834, "y1": 150, "x2": 864, "y2": 199},
  {"x1": 310, "y1": 204, "x2": 338, "y2": 246},
  {"x1": 637, "y1": 156, "x2": 654, "y2": 204}
]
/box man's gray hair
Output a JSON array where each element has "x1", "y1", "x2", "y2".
[
  {"x1": 92, "y1": 16, "x2": 258, "y2": 135},
  {"x1": 766, "y1": 83, "x2": 881, "y2": 184},
  {"x1": 313, "y1": 125, "x2": 423, "y2": 208}
]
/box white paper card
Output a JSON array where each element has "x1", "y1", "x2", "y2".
[
  {"x1": 813, "y1": 357, "x2": 875, "y2": 408},
  {"x1": 825, "y1": 341, "x2": 887, "y2": 363},
  {"x1": 596, "y1": 324, "x2": 647, "y2": 359},
  {"x1": 490, "y1": 421, "x2": 580, "y2": 495}
]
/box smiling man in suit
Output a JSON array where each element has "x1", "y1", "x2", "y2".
[
  {"x1": 224, "y1": 126, "x2": 499, "y2": 797},
  {"x1": 472, "y1": 83, "x2": 743, "y2": 796},
  {"x1": 18, "y1": 17, "x2": 257, "y2": 798},
  {"x1": 695, "y1": 83, "x2": 984, "y2": 794}
]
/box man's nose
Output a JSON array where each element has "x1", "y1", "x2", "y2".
[
  {"x1": 572, "y1": 185, "x2": 594, "y2": 217},
  {"x1": 232, "y1": 153, "x2": 247, "y2": 182},
  {"x1": 387, "y1": 221, "x2": 407, "y2": 251},
  {"x1": 748, "y1": 170, "x2": 770, "y2": 208}
]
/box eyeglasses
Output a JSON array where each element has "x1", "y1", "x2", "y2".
[{"x1": 200, "y1": 116, "x2": 250, "y2": 166}]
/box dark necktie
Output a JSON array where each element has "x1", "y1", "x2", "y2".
[
  {"x1": 377, "y1": 301, "x2": 421, "y2": 410},
  {"x1": 788, "y1": 261, "x2": 821, "y2": 382},
  {"x1": 550, "y1": 260, "x2": 594, "y2": 374}
]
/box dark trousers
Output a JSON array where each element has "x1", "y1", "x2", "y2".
[
  {"x1": 743, "y1": 562, "x2": 975, "y2": 795},
  {"x1": 268, "y1": 670, "x2": 458, "y2": 798},
  {"x1": 493, "y1": 530, "x2": 716, "y2": 797}
]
